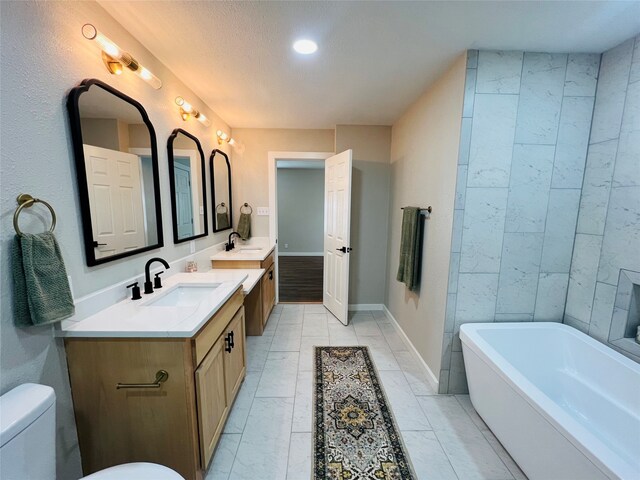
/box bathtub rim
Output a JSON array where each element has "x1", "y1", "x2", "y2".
[{"x1": 460, "y1": 321, "x2": 639, "y2": 480}]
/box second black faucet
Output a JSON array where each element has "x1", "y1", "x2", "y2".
[{"x1": 144, "y1": 257, "x2": 170, "y2": 294}]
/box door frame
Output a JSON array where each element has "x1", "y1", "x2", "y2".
[{"x1": 267, "y1": 151, "x2": 334, "y2": 303}]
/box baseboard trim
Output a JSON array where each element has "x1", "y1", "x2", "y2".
[
  {"x1": 348, "y1": 304, "x2": 384, "y2": 311},
  {"x1": 277, "y1": 252, "x2": 323, "y2": 257},
  {"x1": 382, "y1": 305, "x2": 439, "y2": 392}
]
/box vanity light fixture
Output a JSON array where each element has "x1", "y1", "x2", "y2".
[
  {"x1": 82, "y1": 24, "x2": 162, "y2": 89},
  {"x1": 216, "y1": 130, "x2": 236, "y2": 146},
  {"x1": 175, "y1": 96, "x2": 212, "y2": 127}
]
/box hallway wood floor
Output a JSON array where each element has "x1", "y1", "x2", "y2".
[{"x1": 277, "y1": 256, "x2": 323, "y2": 303}]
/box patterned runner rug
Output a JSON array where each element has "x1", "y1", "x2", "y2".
[{"x1": 313, "y1": 346, "x2": 416, "y2": 479}]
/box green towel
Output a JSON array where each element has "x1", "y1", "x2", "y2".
[
  {"x1": 396, "y1": 207, "x2": 422, "y2": 291},
  {"x1": 237, "y1": 212, "x2": 251, "y2": 240},
  {"x1": 216, "y1": 212, "x2": 230, "y2": 230},
  {"x1": 12, "y1": 232, "x2": 75, "y2": 326}
]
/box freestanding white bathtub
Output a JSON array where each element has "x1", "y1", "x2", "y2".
[{"x1": 460, "y1": 322, "x2": 640, "y2": 480}]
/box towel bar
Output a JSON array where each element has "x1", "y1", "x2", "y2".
[
  {"x1": 13, "y1": 193, "x2": 57, "y2": 236},
  {"x1": 401, "y1": 206, "x2": 432, "y2": 214}
]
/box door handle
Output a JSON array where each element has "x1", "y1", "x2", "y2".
[
  {"x1": 229, "y1": 330, "x2": 235, "y2": 349},
  {"x1": 116, "y1": 370, "x2": 168, "y2": 389},
  {"x1": 269, "y1": 270, "x2": 273, "y2": 280},
  {"x1": 224, "y1": 334, "x2": 232, "y2": 353},
  {"x1": 93, "y1": 241, "x2": 107, "y2": 247},
  {"x1": 336, "y1": 247, "x2": 353, "y2": 253}
]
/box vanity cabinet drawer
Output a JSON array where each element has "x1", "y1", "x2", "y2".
[
  {"x1": 193, "y1": 287, "x2": 243, "y2": 366},
  {"x1": 260, "y1": 251, "x2": 275, "y2": 269}
]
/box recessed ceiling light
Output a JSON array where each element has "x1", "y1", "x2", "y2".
[{"x1": 293, "y1": 39, "x2": 318, "y2": 55}]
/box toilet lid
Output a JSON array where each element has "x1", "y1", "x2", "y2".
[{"x1": 81, "y1": 462, "x2": 185, "y2": 480}]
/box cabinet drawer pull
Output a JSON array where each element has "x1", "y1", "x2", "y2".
[
  {"x1": 224, "y1": 334, "x2": 232, "y2": 353},
  {"x1": 269, "y1": 270, "x2": 273, "y2": 280},
  {"x1": 116, "y1": 370, "x2": 169, "y2": 389},
  {"x1": 229, "y1": 330, "x2": 235, "y2": 348}
]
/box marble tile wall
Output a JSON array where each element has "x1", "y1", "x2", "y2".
[
  {"x1": 565, "y1": 34, "x2": 640, "y2": 363},
  {"x1": 440, "y1": 48, "x2": 600, "y2": 393}
]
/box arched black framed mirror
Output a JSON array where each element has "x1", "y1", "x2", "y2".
[
  {"x1": 168, "y1": 129, "x2": 208, "y2": 243},
  {"x1": 67, "y1": 78, "x2": 163, "y2": 267},
  {"x1": 210, "y1": 149, "x2": 233, "y2": 232}
]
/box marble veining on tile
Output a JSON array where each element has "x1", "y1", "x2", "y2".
[
  {"x1": 455, "y1": 273, "x2": 500, "y2": 322},
  {"x1": 496, "y1": 233, "x2": 544, "y2": 314},
  {"x1": 468, "y1": 95, "x2": 519, "y2": 187},
  {"x1": 565, "y1": 234, "x2": 604, "y2": 322},
  {"x1": 539, "y1": 189, "x2": 581, "y2": 273},
  {"x1": 460, "y1": 188, "x2": 509, "y2": 273},
  {"x1": 533, "y1": 273, "x2": 570, "y2": 321},
  {"x1": 504, "y1": 144, "x2": 555, "y2": 233},
  {"x1": 563, "y1": 53, "x2": 600, "y2": 97},
  {"x1": 612, "y1": 79, "x2": 640, "y2": 188},
  {"x1": 476, "y1": 51, "x2": 523, "y2": 94},
  {"x1": 589, "y1": 38, "x2": 634, "y2": 144},
  {"x1": 596, "y1": 186, "x2": 640, "y2": 285},
  {"x1": 551, "y1": 95, "x2": 595, "y2": 188},
  {"x1": 576, "y1": 140, "x2": 618, "y2": 236},
  {"x1": 515, "y1": 53, "x2": 568, "y2": 145}
]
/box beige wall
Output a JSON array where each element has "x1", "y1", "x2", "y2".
[
  {"x1": 386, "y1": 54, "x2": 466, "y2": 379},
  {"x1": 335, "y1": 125, "x2": 392, "y2": 305},
  {"x1": 229, "y1": 128, "x2": 335, "y2": 236}
]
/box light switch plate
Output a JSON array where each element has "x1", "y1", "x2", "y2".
[
  {"x1": 189, "y1": 240, "x2": 195, "y2": 254},
  {"x1": 257, "y1": 207, "x2": 269, "y2": 216}
]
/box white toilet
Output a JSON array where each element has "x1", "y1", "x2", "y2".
[{"x1": 0, "y1": 383, "x2": 184, "y2": 479}]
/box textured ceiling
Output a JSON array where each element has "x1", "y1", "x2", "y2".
[{"x1": 99, "y1": 1, "x2": 640, "y2": 128}]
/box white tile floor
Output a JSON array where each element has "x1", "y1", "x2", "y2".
[{"x1": 206, "y1": 304, "x2": 527, "y2": 480}]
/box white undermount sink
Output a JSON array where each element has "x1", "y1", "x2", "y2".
[{"x1": 145, "y1": 284, "x2": 220, "y2": 307}]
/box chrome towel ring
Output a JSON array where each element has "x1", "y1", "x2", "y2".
[
  {"x1": 216, "y1": 202, "x2": 228, "y2": 213},
  {"x1": 240, "y1": 202, "x2": 253, "y2": 214},
  {"x1": 13, "y1": 193, "x2": 57, "y2": 236}
]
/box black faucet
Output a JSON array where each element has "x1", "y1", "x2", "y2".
[
  {"x1": 225, "y1": 231, "x2": 241, "y2": 251},
  {"x1": 144, "y1": 257, "x2": 170, "y2": 294}
]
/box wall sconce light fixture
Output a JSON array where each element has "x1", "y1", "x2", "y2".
[
  {"x1": 82, "y1": 24, "x2": 162, "y2": 90},
  {"x1": 216, "y1": 130, "x2": 236, "y2": 146},
  {"x1": 175, "y1": 96, "x2": 212, "y2": 127}
]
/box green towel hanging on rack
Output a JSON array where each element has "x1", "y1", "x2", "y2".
[{"x1": 396, "y1": 207, "x2": 422, "y2": 291}]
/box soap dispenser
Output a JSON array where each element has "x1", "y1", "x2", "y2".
[{"x1": 126, "y1": 282, "x2": 142, "y2": 300}]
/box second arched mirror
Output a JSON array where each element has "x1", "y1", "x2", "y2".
[
  {"x1": 167, "y1": 129, "x2": 208, "y2": 243},
  {"x1": 210, "y1": 149, "x2": 232, "y2": 232}
]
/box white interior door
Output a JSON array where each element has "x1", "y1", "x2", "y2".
[
  {"x1": 83, "y1": 144, "x2": 146, "y2": 258},
  {"x1": 173, "y1": 160, "x2": 195, "y2": 239},
  {"x1": 323, "y1": 149, "x2": 353, "y2": 325}
]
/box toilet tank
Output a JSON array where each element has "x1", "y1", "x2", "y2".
[{"x1": 0, "y1": 384, "x2": 56, "y2": 480}]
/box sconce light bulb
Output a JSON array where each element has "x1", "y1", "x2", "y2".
[
  {"x1": 83, "y1": 23, "x2": 162, "y2": 89},
  {"x1": 132, "y1": 66, "x2": 162, "y2": 89},
  {"x1": 175, "y1": 97, "x2": 185, "y2": 107},
  {"x1": 228, "y1": 138, "x2": 236, "y2": 146},
  {"x1": 181, "y1": 110, "x2": 190, "y2": 121},
  {"x1": 197, "y1": 113, "x2": 212, "y2": 127}
]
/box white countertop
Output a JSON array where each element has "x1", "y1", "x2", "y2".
[
  {"x1": 60, "y1": 271, "x2": 249, "y2": 338},
  {"x1": 211, "y1": 245, "x2": 275, "y2": 262}
]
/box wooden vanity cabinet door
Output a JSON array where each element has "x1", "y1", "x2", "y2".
[
  {"x1": 195, "y1": 335, "x2": 228, "y2": 469},
  {"x1": 224, "y1": 307, "x2": 246, "y2": 403}
]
